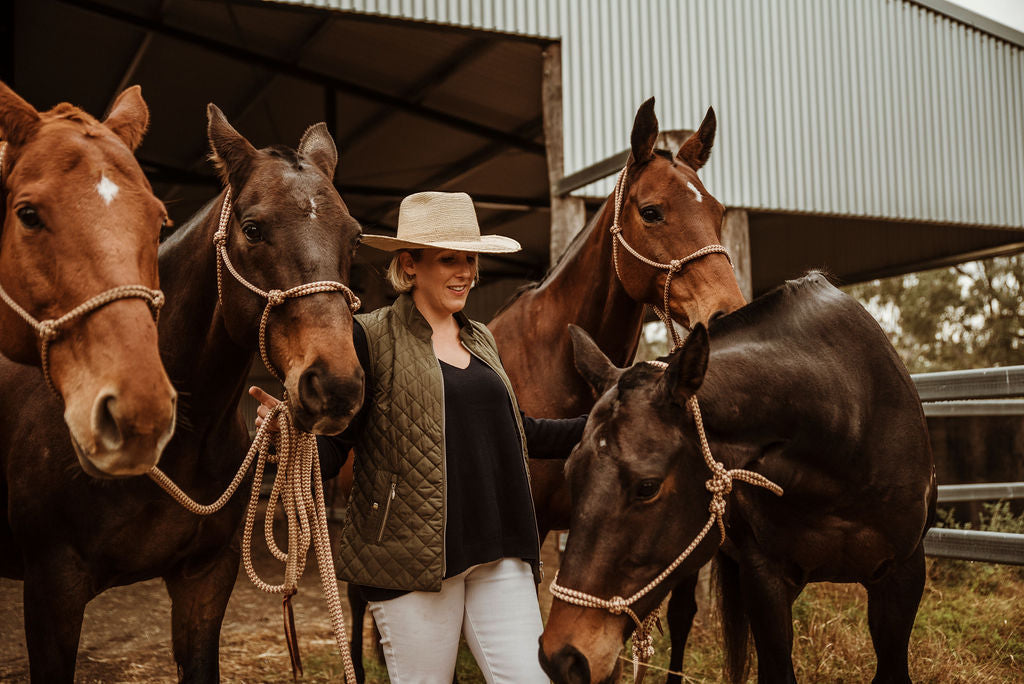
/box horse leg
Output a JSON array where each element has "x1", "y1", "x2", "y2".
[
  {"x1": 347, "y1": 583, "x2": 367, "y2": 683},
  {"x1": 737, "y1": 557, "x2": 801, "y2": 684},
  {"x1": 864, "y1": 544, "x2": 925, "y2": 684},
  {"x1": 664, "y1": 574, "x2": 699, "y2": 684},
  {"x1": 164, "y1": 546, "x2": 240, "y2": 683},
  {"x1": 22, "y1": 552, "x2": 93, "y2": 683}
]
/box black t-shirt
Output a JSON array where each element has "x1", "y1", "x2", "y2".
[{"x1": 317, "y1": 324, "x2": 586, "y2": 601}]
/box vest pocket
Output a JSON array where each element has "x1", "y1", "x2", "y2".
[{"x1": 365, "y1": 470, "x2": 398, "y2": 544}]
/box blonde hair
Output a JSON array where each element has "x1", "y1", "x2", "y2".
[{"x1": 385, "y1": 249, "x2": 481, "y2": 294}]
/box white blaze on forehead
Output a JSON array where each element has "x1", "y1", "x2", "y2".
[
  {"x1": 96, "y1": 175, "x2": 120, "y2": 205},
  {"x1": 309, "y1": 197, "x2": 317, "y2": 219},
  {"x1": 686, "y1": 181, "x2": 703, "y2": 203}
]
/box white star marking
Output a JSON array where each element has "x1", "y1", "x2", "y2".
[
  {"x1": 96, "y1": 175, "x2": 119, "y2": 205},
  {"x1": 686, "y1": 181, "x2": 703, "y2": 203}
]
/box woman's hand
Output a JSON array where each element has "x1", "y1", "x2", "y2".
[{"x1": 249, "y1": 386, "x2": 282, "y2": 433}]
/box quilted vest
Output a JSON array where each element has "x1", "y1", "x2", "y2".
[{"x1": 335, "y1": 294, "x2": 536, "y2": 592}]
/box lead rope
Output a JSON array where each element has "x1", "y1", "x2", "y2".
[
  {"x1": 0, "y1": 142, "x2": 165, "y2": 396},
  {"x1": 548, "y1": 361, "x2": 783, "y2": 682},
  {"x1": 148, "y1": 187, "x2": 361, "y2": 683},
  {"x1": 608, "y1": 165, "x2": 732, "y2": 349}
]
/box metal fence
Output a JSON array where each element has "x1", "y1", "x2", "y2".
[{"x1": 916, "y1": 365, "x2": 1024, "y2": 566}]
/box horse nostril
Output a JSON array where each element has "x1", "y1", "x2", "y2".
[
  {"x1": 92, "y1": 392, "x2": 124, "y2": 451},
  {"x1": 541, "y1": 645, "x2": 591, "y2": 684},
  {"x1": 298, "y1": 367, "x2": 327, "y2": 416}
]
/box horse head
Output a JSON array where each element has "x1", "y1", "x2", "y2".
[
  {"x1": 612, "y1": 98, "x2": 745, "y2": 329},
  {"x1": 206, "y1": 105, "x2": 363, "y2": 434},
  {"x1": 539, "y1": 325, "x2": 721, "y2": 684},
  {"x1": 0, "y1": 81, "x2": 176, "y2": 477}
]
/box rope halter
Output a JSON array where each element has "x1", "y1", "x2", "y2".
[
  {"x1": 0, "y1": 142, "x2": 165, "y2": 396},
  {"x1": 213, "y1": 186, "x2": 362, "y2": 383},
  {"x1": 548, "y1": 359, "x2": 783, "y2": 681},
  {"x1": 609, "y1": 164, "x2": 732, "y2": 348},
  {"x1": 148, "y1": 185, "x2": 364, "y2": 683}
]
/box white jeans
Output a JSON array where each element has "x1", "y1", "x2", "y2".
[{"x1": 368, "y1": 557, "x2": 548, "y2": 684}]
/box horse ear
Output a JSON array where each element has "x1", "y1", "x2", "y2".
[
  {"x1": 676, "y1": 106, "x2": 716, "y2": 171},
  {"x1": 628, "y1": 97, "x2": 658, "y2": 167},
  {"x1": 102, "y1": 86, "x2": 149, "y2": 152},
  {"x1": 298, "y1": 122, "x2": 338, "y2": 182},
  {"x1": 0, "y1": 80, "x2": 41, "y2": 147},
  {"x1": 663, "y1": 323, "x2": 710, "y2": 403},
  {"x1": 569, "y1": 324, "x2": 622, "y2": 397},
  {"x1": 207, "y1": 103, "x2": 258, "y2": 190}
]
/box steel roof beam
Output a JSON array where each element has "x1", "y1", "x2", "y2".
[{"x1": 58, "y1": 0, "x2": 546, "y2": 155}]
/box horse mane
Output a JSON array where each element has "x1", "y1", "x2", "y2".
[{"x1": 707, "y1": 270, "x2": 841, "y2": 339}]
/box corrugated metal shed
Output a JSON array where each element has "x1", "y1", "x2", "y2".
[{"x1": 272, "y1": 0, "x2": 1024, "y2": 229}]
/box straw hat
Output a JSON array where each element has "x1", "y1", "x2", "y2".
[{"x1": 361, "y1": 191, "x2": 521, "y2": 254}]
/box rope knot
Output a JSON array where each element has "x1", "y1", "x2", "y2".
[
  {"x1": 267, "y1": 289, "x2": 286, "y2": 306},
  {"x1": 213, "y1": 230, "x2": 228, "y2": 247},
  {"x1": 608, "y1": 596, "x2": 628, "y2": 615},
  {"x1": 609, "y1": 224, "x2": 622, "y2": 235},
  {"x1": 150, "y1": 290, "x2": 165, "y2": 311},
  {"x1": 38, "y1": 320, "x2": 59, "y2": 342},
  {"x1": 669, "y1": 258, "x2": 683, "y2": 272}
]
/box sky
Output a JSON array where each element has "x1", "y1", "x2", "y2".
[{"x1": 945, "y1": 0, "x2": 1024, "y2": 33}]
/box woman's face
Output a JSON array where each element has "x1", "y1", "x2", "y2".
[{"x1": 403, "y1": 248, "x2": 478, "y2": 317}]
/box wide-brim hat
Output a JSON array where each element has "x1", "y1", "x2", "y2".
[{"x1": 361, "y1": 191, "x2": 521, "y2": 254}]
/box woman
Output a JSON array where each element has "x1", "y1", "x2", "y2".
[{"x1": 252, "y1": 191, "x2": 584, "y2": 683}]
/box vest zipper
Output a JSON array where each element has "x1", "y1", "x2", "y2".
[
  {"x1": 437, "y1": 355, "x2": 447, "y2": 577},
  {"x1": 375, "y1": 476, "x2": 397, "y2": 543}
]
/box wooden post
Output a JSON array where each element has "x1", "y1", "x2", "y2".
[
  {"x1": 542, "y1": 43, "x2": 586, "y2": 262},
  {"x1": 722, "y1": 208, "x2": 753, "y2": 300}
]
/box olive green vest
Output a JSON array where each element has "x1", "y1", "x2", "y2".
[{"x1": 335, "y1": 294, "x2": 535, "y2": 592}]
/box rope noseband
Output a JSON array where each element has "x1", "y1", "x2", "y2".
[
  {"x1": 609, "y1": 164, "x2": 731, "y2": 348},
  {"x1": 149, "y1": 185, "x2": 362, "y2": 683},
  {"x1": 0, "y1": 142, "x2": 165, "y2": 396},
  {"x1": 548, "y1": 360, "x2": 783, "y2": 680}
]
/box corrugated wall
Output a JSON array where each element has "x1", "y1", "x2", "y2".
[{"x1": 269, "y1": 0, "x2": 1024, "y2": 228}]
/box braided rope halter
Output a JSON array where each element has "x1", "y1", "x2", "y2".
[
  {"x1": 548, "y1": 359, "x2": 783, "y2": 681},
  {"x1": 609, "y1": 164, "x2": 732, "y2": 349},
  {"x1": 148, "y1": 187, "x2": 362, "y2": 683},
  {"x1": 0, "y1": 142, "x2": 166, "y2": 396}
]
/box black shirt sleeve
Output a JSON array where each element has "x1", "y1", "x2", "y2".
[
  {"x1": 316, "y1": 323, "x2": 371, "y2": 480},
  {"x1": 521, "y1": 412, "x2": 587, "y2": 459}
]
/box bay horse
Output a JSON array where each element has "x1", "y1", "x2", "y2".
[
  {"x1": 0, "y1": 81, "x2": 176, "y2": 476},
  {"x1": 0, "y1": 104, "x2": 364, "y2": 682},
  {"x1": 539, "y1": 273, "x2": 936, "y2": 684}
]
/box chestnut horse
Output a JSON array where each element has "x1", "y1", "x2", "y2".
[
  {"x1": 0, "y1": 105, "x2": 364, "y2": 681},
  {"x1": 0, "y1": 82, "x2": 176, "y2": 476},
  {"x1": 540, "y1": 273, "x2": 936, "y2": 684}
]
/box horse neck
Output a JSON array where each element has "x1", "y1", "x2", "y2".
[
  {"x1": 158, "y1": 192, "x2": 253, "y2": 431},
  {"x1": 533, "y1": 199, "x2": 645, "y2": 366}
]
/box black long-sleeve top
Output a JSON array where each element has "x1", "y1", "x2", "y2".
[{"x1": 317, "y1": 324, "x2": 586, "y2": 600}]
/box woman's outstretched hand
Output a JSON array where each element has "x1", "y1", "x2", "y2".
[{"x1": 249, "y1": 386, "x2": 282, "y2": 433}]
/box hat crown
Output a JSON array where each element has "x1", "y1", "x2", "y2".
[{"x1": 397, "y1": 191, "x2": 481, "y2": 242}]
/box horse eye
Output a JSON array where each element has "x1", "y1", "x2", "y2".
[
  {"x1": 639, "y1": 206, "x2": 663, "y2": 223},
  {"x1": 634, "y1": 478, "x2": 662, "y2": 501},
  {"x1": 16, "y1": 206, "x2": 43, "y2": 230},
  {"x1": 242, "y1": 222, "x2": 263, "y2": 243}
]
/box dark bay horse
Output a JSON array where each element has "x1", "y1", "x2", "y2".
[
  {"x1": 0, "y1": 81, "x2": 176, "y2": 476},
  {"x1": 0, "y1": 104, "x2": 364, "y2": 681},
  {"x1": 540, "y1": 273, "x2": 936, "y2": 684}
]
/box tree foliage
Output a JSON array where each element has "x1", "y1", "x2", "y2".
[{"x1": 844, "y1": 254, "x2": 1024, "y2": 373}]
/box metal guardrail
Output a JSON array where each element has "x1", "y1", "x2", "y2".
[
  {"x1": 924, "y1": 528, "x2": 1024, "y2": 565},
  {"x1": 937, "y1": 482, "x2": 1024, "y2": 503},
  {"x1": 923, "y1": 399, "x2": 1024, "y2": 416},
  {"x1": 912, "y1": 365, "x2": 1024, "y2": 401}
]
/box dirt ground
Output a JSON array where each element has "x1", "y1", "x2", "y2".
[{"x1": 0, "y1": 517, "x2": 563, "y2": 683}]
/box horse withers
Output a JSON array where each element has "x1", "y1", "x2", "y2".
[
  {"x1": 0, "y1": 82, "x2": 176, "y2": 476},
  {"x1": 0, "y1": 105, "x2": 364, "y2": 682},
  {"x1": 540, "y1": 273, "x2": 936, "y2": 684}
]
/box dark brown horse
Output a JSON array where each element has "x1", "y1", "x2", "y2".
[
  {"x1": 0, "y1": 81, "x2": 176, "y2": 476},
  {"x1": 540, "y1": 273, "x2": 936, "y2": 684},
  {"x1": 0, "y1": 105, "x2": 364, "y2": 681}
]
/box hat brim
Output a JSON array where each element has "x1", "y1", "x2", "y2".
[{"x1": 360, "y1": 234, "x2": 522, "y2": 254}]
